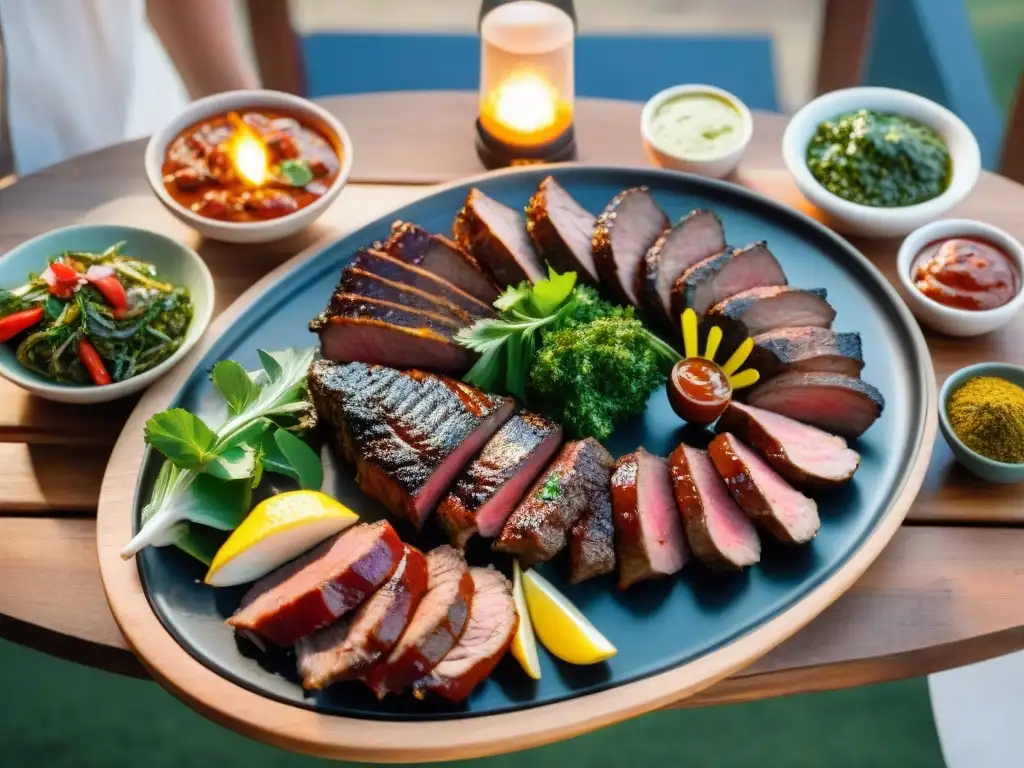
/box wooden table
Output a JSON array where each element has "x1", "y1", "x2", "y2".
[{"x1": 2, "y1": 92, "x2": 1024, "y2": 710}]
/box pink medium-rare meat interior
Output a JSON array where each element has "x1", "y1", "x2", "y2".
[{"x1": 637, "y1": 449, "x2": 688, "y2": 574}]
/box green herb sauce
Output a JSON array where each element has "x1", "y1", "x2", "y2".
[
  {"x1": 649, "y1": 93, "x2": 744, "y2": 158},
  {"x1": 805, "y1": 109, "x2": 952, "y2": 207}
]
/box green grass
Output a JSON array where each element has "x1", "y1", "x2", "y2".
[{"x1": 0, "y1": 638, "x2": 943, "y2": 767}]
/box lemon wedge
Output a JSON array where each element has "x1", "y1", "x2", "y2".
[
  {"x1": 205, "y1": 490, "x2": 358, "y2": 587},
  {"x1": 522, "y1": 568, "x2": 617, "y2": 665},
  {"x1": 510, "y1": 561, "x2": 542, "y2": 680}
]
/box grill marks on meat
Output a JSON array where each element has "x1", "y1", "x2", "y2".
[
  {"x1": 412, "y1": 567, "x2": 517, "y2": 703},
  {"x1": 453, "y1": 188, "x2": 545, "y2": 285},
  {"x1": 438, "y1": 411, "x2": 563, "y2": 549},
  {"x1": 326, "y1": 293, "x2": 464, "y2": 336},
  {"x1": 308, "y1": 361, "x2": 515, "y2": 526},
  {"x1": 227, "y1": 521, "x2": 404, "y2": 646},
  {"x1": 525, "y1": 176, "x2": 600, "y2": 284},
  {"x1": 749, "y1": 327, "x2": 864, "y2": 380},
  {"x1": 717, "y1": 401, "x2": 861, "y2": 488},
  {"x1": 340, "y1": 267, "x2": 473, "y2": 325},
  {"x1": 592, "y1": 187, "x2": 670, "y2": 306},
  {"x1": 643, "y1": 209, "x2": 726, "y2": 330},
  {"x1": 494, "y1": 438, "x2": 614, "y2": 568},
  {"x1": 383, "y1": 221, "x2": 500, "y2": 304},
  {"x1": 669, "y1": 444, "x2": 761, "y2": 569},
  {"x1": 352, "y1": 248, "x2": 495, "y2": 320},
  {"x1": 366, "y1": 546, "x2": 474, "y2": 698},
  {"x1": 709, "y1": 434, "x2": 820, "y2": 545},
  {"x1": 568, "y1": 483, "x2": 616, "y2": 584},
  {"x1": 611, "y1": 448, "x2": 688, "y2": 589},
  {"x1": 671, "y1": 241, "x2": 788, "y2": 320},
  {"x1": 296, "y1": 545, "x2": 428, "y2": 689},
  {"x1": 745, "y1": 372, "x2": 885, "y2": 439},
  {"x1": 703, "y1": 286, "x2": 835, "y2": 357}
]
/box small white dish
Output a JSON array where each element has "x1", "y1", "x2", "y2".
[
  {"x1": 145, "y1": 89, "x2": 354, "y2": 244},
  {"x1": 0, "y1": 224, "x2": 214, "y2": 404},
  {"x1": 782, "y1": 87, "x2": 981, "y2": 238},
  {"x1": 896, "y1": 218, "x2": 1024, "y2": 336},
  {"x1": 640, "y1": 84, "x2": 753, "y2": 179}
]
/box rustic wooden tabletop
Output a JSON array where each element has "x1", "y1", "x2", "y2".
[{"x1": 1, "y1": 92, "x2": 1023, "y2": 711}]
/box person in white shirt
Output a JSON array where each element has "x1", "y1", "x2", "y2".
[{"x1": 0, "y1": 0, "x2": 259, "y2": 179}]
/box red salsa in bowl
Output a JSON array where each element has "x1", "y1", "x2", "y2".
[
  {"x1": 161, "y1": 110, "x2": 342, "y2": 223},
  {"x1": 911, "y1": 237, "x2": 1020, "y2": 311}
]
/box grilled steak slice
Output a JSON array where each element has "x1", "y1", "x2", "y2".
[
  {"x1": 592, "y1": 186, "x2": 669, "y2": 306},
  {"x1": 227, "y1": 521, "x2": 404, "y2": 646},
  {"x1": 611, "y1": 448, "x2": 688, "y2": 589},
  {"x1": 413, "y1": 566, "x2": 517, "y2": 703},
  {"x1": 340, "y1": 267, "x2": 472, "y2": 324},
  {"x1": 703, "y1": 286, "x2": 835, "y2": 356},
  {"x1": 717, "y1": 401, "x2": 861, "y2": 488},
  {"x1": 670, "y1": 242, "x2": 788, "y2": 320},
  {"x1": 749, "y1": 327, "x2": 864, "y2": 380},
  {"x1": 744, "y1": 372, "x2": 885, "y2": 439},
  {"x1": 453, "y1": 188, "x2": 545, "y2": 285},
  {"x1": 309, "y1": 361, "x2": 515, "y2": 526},
  {"x1": 668, "y1": 444, "x2": 760, "y2": 570},
  {"x1": 438, "y1": 411, "x2": 563, "y2": 549},
  {"x1": 525, "y1": 176, "x2": 599, "y2": 284},
  {"x1": 710, "y1": 433, "x2": 820, "y2": 545},
  {"x1": 365, "y1": 545, "x2": 474, "y2": 698},
  {"x1": 312, "y1": 297, "x2": 474, "y2": 375},
  {"x1": 382, "y1": 221, "x2": 500, "y2": 304},
  {"x1": 494, "y1": 438, "x2": 614, "y2": 568},
  {"x1": 643, "y1": 209, "x2": 726, "y2": 330},
  {"x1": 296, "y1": 545, "x2": 429, "y2": 689},
  {"x1": 568, "y1": 481, "x2": 616, "y2": 584},
  {"x1": 352, "y1": 248, "x2": 495, "y2": 319}
]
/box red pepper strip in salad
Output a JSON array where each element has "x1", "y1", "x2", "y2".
[
  {"x1": 77, "y1": 338, "x2": 112, "y2": 385},
  {"x1": 44, "y1": 260, "x2": 82, "y2": 299},
  {"x1": 0, "y1": 306, "x2": 45, "y2": 343},
  {"x1": 85, "y1": 266, "x2": 128, "y2": 310}
]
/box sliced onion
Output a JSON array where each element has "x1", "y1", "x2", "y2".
[
  {"x1": 86, "y1": 265, "x2": 115, "y2": 280},
  {"x1": 40, "y1": 266, "x2": 56, "y2": 287}
]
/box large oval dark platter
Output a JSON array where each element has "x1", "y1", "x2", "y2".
[{"x1": 133, "y1": 165, "x2": 931, "y2": 721}]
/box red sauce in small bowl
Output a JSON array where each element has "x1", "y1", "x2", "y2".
[
  {"x1": 668, "y1": 357, "x2": 733, "y2": 425},
  {"x1": 911, "y1": 237, "x2": 1019, "y2": 311}
]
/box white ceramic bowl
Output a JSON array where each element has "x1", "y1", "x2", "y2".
[
  {"x1": 896, "y1": 218, "x2": 1024, "y2": 336},
  {"x1": 0, "y1": 224, "x2": 214, "y2": 403},
  {"x1": 641, "y1": 84, "x2": 753, "y2": 179},
  {"x1": 145, "y1": 89, "x2": 354, "y2": 244},
  {"x1": 782, "y1": 87, "x2": 981, "y2": 238}
]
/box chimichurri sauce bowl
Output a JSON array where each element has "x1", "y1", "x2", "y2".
[{"x1": 782, "y1": 87, "x2": 980, "y2": 239}]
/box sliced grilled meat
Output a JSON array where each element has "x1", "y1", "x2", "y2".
[
  {"x1": 340, "y1": 267, "x2": 472, "y2": 324},
  {"x1": 703, "y1": 286, "x2": 835, "y2": 356},
  {"x1": 453, "y1": 187, "x2": 545, "y2": 285},
  {"x1": 525, "y1": 176, "x2": 599, "y2": 284},
  {"x1": 494, "y1": 438, "x2": 614, "y2": 568},
  {"x1": 709, "y1": 433, "x2": 820, "y2": 545},
  {"x1": 717, "y1": 401, "x2": 861, "y2": 488},
  {"x1": 308, "y1": 361, "x2": 515, "y2": 526},
  {"x1": 611, "y1": 448, "x2": 688, "y2": 589},
  {"x1": 643, "y1": 209, "x2": 726, "y2": 329},
  {"x1": 413, "y1": 566, "x2": 517, "y2": 703},
  {"x1": 744, "y1": 372, "x2": 885, "y2": 439},
  {"x1": 438, "y1": 411, "x2": 563, "y2": 549},
  {"x1": 227, "y1": 521, "x2": 404, "y2": 647},
  {"x1": 592, "y1": 186, "x2": 669, "y2": 306},
  {"x1": 670, "y1": 241, "x2": 788, "y2": 320},
  {"x1": 352, "y1": 248, "x2": 495, "y2": 319},
  {"x1": 365, "y1": 546, "x2": 474, "y2": 698},
  {"x1": 669, "y1": 444, "x2": 761, "y2": 570},
  {"x1": 382, "y1": 221, "x2": 500, "y2": 304},
  {"x1": 749, "y1": 327, "x2": 864, "y2": 380},
  {"x1": 296, "y1": 545, "x2": 429, "y2": 689},
  {"x1": 312, "y1": 294, "x2": 474, "y2": 375},
  {"x1": 568, "y1": 483, "x2": 616, "y2": 584}
]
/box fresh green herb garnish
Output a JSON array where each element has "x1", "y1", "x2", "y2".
[
  {"x1": 120, "y1": 347, "x2": 322, "y2": 561},
  {"x1": 279, "y1": 158, "x2": 314, "y2": 187},
  {"x1": 537, "y1": 472, "x2": 562, "y2": 501}
]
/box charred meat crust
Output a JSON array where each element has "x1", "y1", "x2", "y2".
[
  {"x1": 453, "y1": 187, "x2": 545, "y2": 285},
  {"x1": 702, "y1": 286, "x2": 835, "y2": 357},
  {"x1": 592, "y1": 186, "x2": 670, "y2": 306},
  {"x1": 568, "y1": 485, "x2": 617, "y2": 584},
  {"x1": 670, "y1": 241, "x2": 788, "y2": 321},
  {"x1": 340, "y1": 267, "x2": 473, "y2": 324},
  {"x1": 744, "y1": 372, "x2": 885, "y2": 439},
  {"x1": 749, "y1": 326, "x2": 864, "y2": 380},
  {"x1": 525, "y1": 176, "x2": 600, "y2": 285}
]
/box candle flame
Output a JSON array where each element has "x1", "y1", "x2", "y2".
[
  {"x1": 490, "y1": 71, "x2": 558, "y2": 135},
  {"x1": 228, "y1": 116, "x2": 269, "y2": 186}
]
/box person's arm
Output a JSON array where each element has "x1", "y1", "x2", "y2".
[{"x1": 147, "y1": 0, "x2": 259, "y2": 98}]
